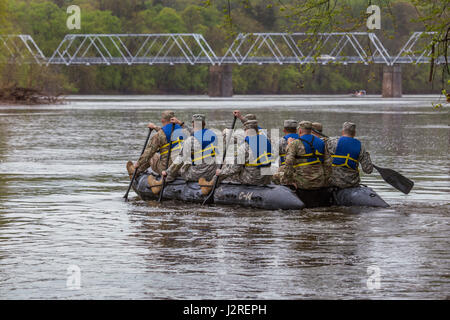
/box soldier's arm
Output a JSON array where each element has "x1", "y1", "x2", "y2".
[
  {"x1": 167, "y1": 137, "x2": 192, "y2": 177},
  {"x1": 359, "y1": 144, "x2": 373, "y2": 174},
  {"x1": 283, "y1": 141, "x2": 298, "y2": 179},
  {"x1": 169, "y1": 117, "x2": 193, "y2": 136},
  {"x1": 323, "y1": 142, "x2": 332, "y2": 179},
  {"x1": 136, "y1": 131, "x2": 165, "y2": 171},
  {"x1": 326, "y1": 137, "x2": 338, "y2": 155},
  {"x1": 232, "y1": 110, "x2": 246, "y2": 125}
]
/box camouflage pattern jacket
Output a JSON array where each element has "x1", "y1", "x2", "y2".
[
  {"x1": 136, "y1": 125, "x2": 190, "y2": 174},
  {"x1": 326, "y1": 137, "x2": 373, "y2": 188},
  {"x1": 282, "y1": 139, "x2": 330, "y2": 190},
  {"x1": 278, "y1": 137, "x2": 289, "y2": 166}
]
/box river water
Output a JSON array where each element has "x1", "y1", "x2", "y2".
[{"x1": 0, "y1": 95, "x2": 448, "y2": 299}]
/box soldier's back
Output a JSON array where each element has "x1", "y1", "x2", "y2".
[{"x1": 284, "y1": 139, "x2": 325, "y2": 190}]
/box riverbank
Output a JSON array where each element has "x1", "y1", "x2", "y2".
[{"x1": 0, "y1": 86, "x2": 64, "y2": 105}]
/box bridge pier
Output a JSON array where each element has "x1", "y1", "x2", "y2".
[
  {"x1": 208, "y1": 65, "x2": 233, "y2": 97},
  {"x1": 382, "y1": 65, "x2": 402, "y2": 98}
]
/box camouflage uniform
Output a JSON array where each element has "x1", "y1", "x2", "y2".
[
  {"x1": 135, "y1": 111, "x2": 188, "y2": 175},
  {"x1": 167, "y1": 114, "x2": 218, "y2": 182},
  {"x1": 272, "y1": 119, "x2": 298, "y2": 184},
  {"x1": 222, "y1": 114, "x2": 262, "y2": 181},
  {"x1": 326, "y1": 122, "x2": 373, "y2": 188},
  {"x1": 219, "y1": 120, "x2": 272, "y2": 185},
  {"x1": 281, "y1": 121, "x2": 329, "y2": 190}
]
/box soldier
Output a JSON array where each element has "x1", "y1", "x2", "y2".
[
  {"x1": 130, "y1": 110, "x2": 186, "y2": 176},
  {"x1": 215, "y1": 120, "x2": 273, "y2": 185},
  {"x1": 279, "y1": 119, "x2": 299, "y2": 166},
  {"x1": 281, "y1": 121, "x2": 329, "y2": 190},
  {"x1": 162, "y1": 114, "x2": 218, "y2": 182},
  {"x1": 272, "y1": 120, "x2": 299, "y2": 184},
  {"x1": 326, "y1": 122, "x2": 373, "y2": 188}
]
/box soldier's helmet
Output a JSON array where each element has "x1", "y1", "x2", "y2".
[
  {"x1": 312, "y1": 122, "x2": 323, "y2": 133},
  {"x1": 284, "y1": 119, "x2": 298, "y2": 129},
  {"x1": 298, "y1": 121, "x2": 313, "y2": 130},
  {"x1": 162, "y1": 110, "x2": 175, "y2": 121},
  {"x1": 243, "y1": 119, "x2": 259, "y2": 131},
  {"x1": 192, "y1": 114, "x2": 206, "y2": 122},
  {"x1": 343, "y1": 122, "x2": 356, "y2": 134},
  {"x1": 243, "y1": 114, "x2": 257, "y2": 121}
]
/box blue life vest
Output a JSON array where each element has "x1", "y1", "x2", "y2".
[
  {"x1": 294, "y1": 134, "x2": 325, "y2": 167},
  {"x1": 280, "y1": 133, "x2": 300, "y2": 165},
  {"x1": 160, "y1": 123, "x2": 184, "y2": 155},
  {"x1": 244, "y1": 133, "x2": 273, "y2": 167},
  {"x1": 332, "y1": 136, "x2": 361, "y2": 170},
  {"x1": 191, "y1": 128, "x2": 218, "y2": 164}
]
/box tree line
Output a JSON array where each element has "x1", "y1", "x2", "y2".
[{"x1": 0, "y1": 0, "x2": 447, "y2": 95}]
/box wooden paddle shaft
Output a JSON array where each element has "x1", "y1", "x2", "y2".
[{"x1": 158, "y1": 123, "x2": 176, "y2": 202}]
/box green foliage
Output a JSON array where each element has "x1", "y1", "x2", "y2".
[
  {"x1": 153, "y1": 7, "x2": 186, "y2": 33},
  {"x1": 278, "y1": 66, "x2": 302, "y2": 93},
  {"x1": 9, "y1": 1, "x2": 66, "y2": 55},
  {"x1": 0, "y1": 0, "x2": 10, "y2": 33},
  {"x1": 1, "y1": 0, "x2": 447, "y2": 94}
]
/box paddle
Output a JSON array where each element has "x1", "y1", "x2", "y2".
[
  {"x1": 372, "y1": 165, "x2": 414, "y2": 194},
  {"x1": 312, "y1": 129, "x2": 414, "y2": 194},
  {"x1": 124, "y1": 128, "x2": 153, "y2": 201},
  {"x1": 202, "y1": 116, "x2": 237, "y2": 205},
  {"x1": 158, "y1": 123, "x2": 176, "y2": 203}
]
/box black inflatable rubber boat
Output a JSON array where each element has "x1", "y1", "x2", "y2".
[{"x1": 130, "y1": 171, "x2": 389, "y2": 210}]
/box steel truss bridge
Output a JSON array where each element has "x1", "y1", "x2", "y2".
[{"x1": 0, "y1": 32, "x2": 447, "y2": 66}]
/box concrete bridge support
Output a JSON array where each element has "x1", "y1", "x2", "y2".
[
  {"x1": 208, "y1": 65, "x2": 233, "y2": 97},
  {"x1": 382, "y1": 65, "x2": 402, "y2": 98}
]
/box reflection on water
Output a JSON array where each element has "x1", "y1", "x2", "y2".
[{"x1": 0, "y1": 95, "x2": 448, "y2": 299}]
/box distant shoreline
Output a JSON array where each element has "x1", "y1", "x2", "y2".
[{"x1": 65, "y1": 94, "x2": 446, "y2": 102}]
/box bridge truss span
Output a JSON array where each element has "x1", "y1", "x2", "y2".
[
  {"x1": 0, "y1": 35, "x2": 46, "y2": 64},
  {"x1": 46, "y1": 33, "x2": 218, "y2": 66},
  {"x1": 0, "y1": 32, "x2": 447, "y2": 66},
  {"x1": 219, "y1": 32, "x2": 393, "y2": 65}
]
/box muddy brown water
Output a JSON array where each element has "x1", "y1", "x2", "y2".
[{"x1": 0, "y1": 95, "x2": 448, "y2": 299}]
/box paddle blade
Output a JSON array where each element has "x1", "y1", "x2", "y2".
[{"x1": 374, "y1": 165, "x2": 414, "y2": 194}]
